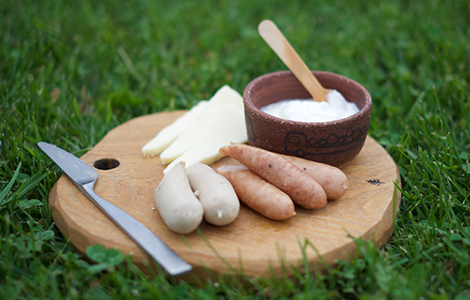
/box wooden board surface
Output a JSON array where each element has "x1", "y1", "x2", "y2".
[{"x1": 49, "y1": 111, "x2": 401, "y2": 280}]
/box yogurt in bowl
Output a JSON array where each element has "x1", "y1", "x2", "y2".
[
  {"x1": 260, "y1": 90, "x2": 359, "y2": 123},
  {"x1": 243, "y1": 70, "x2": 372, "y2": 166}
]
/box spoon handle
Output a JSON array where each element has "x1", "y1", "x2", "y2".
[{"x1": 258, "y1": 20, "x2": 328, "y2": 102}]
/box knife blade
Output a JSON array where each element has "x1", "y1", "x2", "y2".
[{"x1": 37, "y1": 142, "x2": 192, "y2": 277}]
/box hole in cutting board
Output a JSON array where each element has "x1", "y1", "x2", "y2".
[{"x1": 94, "y1": 158, "x2": 120, "y2": 170}]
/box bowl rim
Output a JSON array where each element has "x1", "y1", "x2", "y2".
[{"x1": 243, "y1": 70, "x2": 372, "y2": 128}]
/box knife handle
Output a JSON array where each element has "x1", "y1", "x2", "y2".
[{"x1": 79, "y1": 182, "x2": 192, "y2": 277}]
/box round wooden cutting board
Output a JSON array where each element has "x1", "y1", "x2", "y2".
[{"x1": 48, "y1": 111, "x2": 401, "y2": 280}]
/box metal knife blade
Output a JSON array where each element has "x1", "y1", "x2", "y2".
[
  {"x1": 37, "y1": 141, "x2": 192, "y2": 277},
  {"x1": 37, "y1": 142, "x2": 98, "y2": 185}
]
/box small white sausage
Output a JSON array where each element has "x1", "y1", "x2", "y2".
[
  {"x1": 154, "y1": 161, "x2": 204, "y2": 234},
  {"x1": 186, "y1": 163, "x2": 240, "y2": 226}
]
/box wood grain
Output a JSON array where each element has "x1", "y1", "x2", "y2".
[
  {"x1": 258, "y1": 20, "x2": 328, "y2": 102},
  {"x1": 48, "y1": 111, "x2": 401, "y2": 280}
]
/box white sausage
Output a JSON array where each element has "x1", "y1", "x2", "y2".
[
  {"x1": 154, "y1": 161, "x2": 204, "y2": 234},
  {"x1": 186, "y1": 163, "x2": 240, "y2": 226}
]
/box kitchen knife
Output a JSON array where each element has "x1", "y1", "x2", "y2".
[{"x1": 37, "y1": 141, "x2": 192, "y2": 277}]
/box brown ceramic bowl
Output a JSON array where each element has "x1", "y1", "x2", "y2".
[{"x1": 243, "y1": 70, "x2": 372, "y2": 166}]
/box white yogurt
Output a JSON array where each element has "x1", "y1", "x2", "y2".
[{"x1": 260, "y1": 90, "x2": 359, "y2": 123}]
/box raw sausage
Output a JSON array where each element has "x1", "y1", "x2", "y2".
[
  {"x1": 219, "y1": 144, "x2": 327, "y2": 209},
  {"x1": 186, "y1": 163, "x2": 240, "y2": 226},
  {"x1": 281, "y1": 154, "x2": 349, "y2": 200},
  {"x1": 154, "y1": 162, "x2": 204, "y2": 234},
  {"x1": 216, "y1": 165, "x2": 295, "y2": 220}
]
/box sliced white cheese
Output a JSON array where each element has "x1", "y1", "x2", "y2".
[
  {"x1": 160, "y1": 85, "x2": 244, "y2": 164},
  {"x1": 164, "y1": 103, "x2": 247, "y2": 173},
  {"x1": 142, "y1": 101, "x2": 208, "y2": 157}
]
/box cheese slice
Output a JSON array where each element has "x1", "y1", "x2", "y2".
[
  {"x1": 160, "y1": 85, "x2": 244, "y2": 164},
  {"x1": 164, "y1": 103, "x2": 247, "y2": 173},
  {"x1": 141, "y1": 100, "x2": 208, "y2": 157}
]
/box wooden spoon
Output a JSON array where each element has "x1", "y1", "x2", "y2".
[{"x1": 258, "y1": 20, "x2": 328, "y2": 102}]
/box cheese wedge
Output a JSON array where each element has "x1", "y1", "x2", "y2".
[
  {"x1": 164, "y1": 103, "x2": 247, "y2": 173},
  {"x1": 142, "y1": 101, "x2": 208, "y2": 157},
  {"x1": 160, "y1": 85, "x2": 244, "y2": 164}
]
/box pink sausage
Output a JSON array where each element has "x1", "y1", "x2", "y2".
[
  {"x1": 216, "y1": 165, "x2": 295, "y2": 220},
  {"x1": 281, "y1": 155, "x2": 349, "y2": 200},
  {"x1": 219, "y1": 144, "x2": 327, "y2": 209}
]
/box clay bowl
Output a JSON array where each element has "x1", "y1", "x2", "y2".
[{"x1": 243, "y1": 70, "x2": 372, "y2": 167}]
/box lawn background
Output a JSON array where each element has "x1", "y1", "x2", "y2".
[{"x1": 1, "y1": 0, "x2": 469, "y2": 299}]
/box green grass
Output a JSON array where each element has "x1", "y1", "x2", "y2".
[{"x1": 1, "y1": 0, "x2": 470, "y2": 298}]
